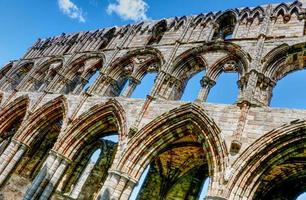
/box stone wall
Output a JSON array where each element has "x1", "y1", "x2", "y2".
[{"x1": 0, "y1": 1, "x2": 306, "y2": 200}]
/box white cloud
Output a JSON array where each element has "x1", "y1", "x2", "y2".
[
  {"x1": 107, "y1": 0, "x2": 148, "y2": 21},
  {"x1": 58, "y1": 0, "x2": 85, "y2": 22}
]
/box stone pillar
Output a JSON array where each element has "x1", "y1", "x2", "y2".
[
  {"x1": 23, "y1": 152, "x2": 69, "y2": 200},
  {"x1": 23, "y1": 153, "x2": 57, "y2": 200},
  {"x1": 121, "y1": 77, "x2": 140, "y2": 98},
  {"x1": 0, "y1": 142, "x2": 26, "y2": 186},
  {"x1": 196, "y1": 76, "x2": 216, "y2": 102},
  {"x1": 152, "y1": 71, "x2": 170, "y2": 99},
  {"x1": 97, "y1": 171, "x2": 137, "y2": 200},
  {"x1": 69, "y1": 161, "x2": 96, "y2": 199},
  {"x1": 72, "y1": 77, "x2": 88, "y2": 94},
  {"x1": 39, "y1": 159, "x2": 68, "y2": 200},
  {"x1": 230, "y1": 101, "x2": 251, "y2": 155},
  {"x1": 0, "y1": 138, "x2": 11, "y2": 155},
  {"x1": 207, "y1": 22, "x2": 219, "y2": 41}
]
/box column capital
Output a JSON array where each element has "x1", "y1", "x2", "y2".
[
  {"x1": 200, "y1": 76, "x2": 216, "y2": 88},
  {"x1": 128, "y1": 76, "x2": 140, "y2": 85},
  {"x1": 108, "y1": 170, "x2": 138, "y2": 185}
]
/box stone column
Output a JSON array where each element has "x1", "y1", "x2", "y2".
[
  {"x1": 0, "y1": 143, "x2": 26, "y2": 185},
  {"x1": 152, "y1": 71, "x2": 170, "y2": 99},
  {"x1": 0, "y1": 138, "x2": 11, "y2": 155},
  {"x1": 23, "y1": 153, "x2": 57, "y2": 200},
  {"x1": 39, "y1": 159, "x2": 68, "y2": 200},
  {"x1": 69, "y1": 161, "x2": 96, "y2": 199},
  {"x1": 196, "y1": 76, "x2": 216, "y2": 102},
  {"x1": 121, "y1": 77, "x2": 140, "y2": 98},
  {"x1": 72, "y1": 77, "x2": 88, "y2": 94},
  {"x1": 207, "y1": 22, "x2": 219, "y2": 41},
  {"x1": 23, "y1": 152, "x2": 69, "y2": 200},
  {"x1": 97, "y1": 171, "x2": 137, "y2": 200}
]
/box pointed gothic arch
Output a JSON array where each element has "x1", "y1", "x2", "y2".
[
  {"x1": 227, "y1": 120, "x2": 306, "y2": 199},
  {"x1": 0, "y1": 96, "x2": 29, "y2": 154},
  {"x1": 117, "y1": 103, "x2": 227, "y2": 180},
  {"x1": 165, "y1": 42, "x2": 250, "y2": 101},
  {"x1": 54, "y1": 99, "x2": 126, "y2": 160},
  {"x1": 48, "y1": 99, "x2": 126, "y2": 199},
  {"x1": 14, "y1": 95, "x2": 67, "y2": 145},
  {"x1": 0, "y1": 96, "x2": 29, "y2": 134},
  {"x1": 99, "y1": 47, "x2": 164, "y2": 97}
]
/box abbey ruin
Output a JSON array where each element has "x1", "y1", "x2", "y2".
[{"x1": 0, "y1": 1, "x2": 306, "y2": 199}]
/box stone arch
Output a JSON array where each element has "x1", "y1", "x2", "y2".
[
  {"x1": 0, "y1": 95, "x2": 29, "y2": 134},
  {"x1": 64, "y1": 53, "x2": 104, "y2": 78},
  {"x1": 100, "y1": 47, "x2": 164, "y2": 97},
  {"x1": 251, "y1": 6, "x2": 265, "y2": 20},
  {"x1": 169, "y1": 16, "x2": 187, "y2": 31},
  {"x1": 191, "y1": 14, "x2": 205, "y2": 27},
  {"x1": 2, "y1": 61, "x2": 34, "y2": 91},
  {"x1": 0, "y1": 96, "x2": 67, "y2": 199},
  {"x1": 58, "y1": 53, "x2": 104, "y2": 94},
  {"x1": 262, "y1": 42, "x2": 306, "y2": 81},
  {"x1": 0, "y1": 96, "x2": 29, "y2": 154},
  {"x1": 206, "y1": 55, "x2": 245, "y2": 80},
  {"x1": 213, "y1": 10, "x2": 239, "y2": 40},
  {"x1": 54, "y1": 99, "x2": 126, "y2": 160},
  {"x1": 49, "y1": 99, "x2": 126, "y2": 199},
  {"x1": 0, "y1": 62, "x2": 13, "y2": 81},
  {"x1": 227, "y1": 120, "x2": 306, "y2": 199},
  {"x1": 147, "y1": 19, "x2": 168, "y2": 45},
  {"x1": 239, "y1": 8, "x2": 250, "y2": 21},
  {"x1": 24, "y1": 57, "x2": 64, "y2": 91},
  {"x1": 117, "y1": 103, "x2": 227, "y2": 182},
  {"x1": 273, "y1": 3, "x2": 289, "y2": 18},
  {"x1": 204, "y1": 12, "x2": 215, "y2": 24},
  {"x1": 172, "y1": 42, "x2": 249, "y2": 79},
  {"x1": 14, "y1": 95, "x2": 67, "y2": 146},
  {"x1": 166, "y1": 42, "x2": 250, "y2": 100}
]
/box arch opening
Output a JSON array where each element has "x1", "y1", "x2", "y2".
[
  {"x1": 130, "y1": 72, "x2": 157, "y2": 99},
  {"x1": 167, "y1": 44, "x2": 246, "y2": 102},
  {"x1": 103, "y1": 51, "x2": 162, "y2": 98},
  {"x1": 52, "y1": 103, "x2": 124, "y2": 200},
  {"x1": 56, "y1": 134, "x2": 119, "y2": 200},
  {"x1": 165, "y1": 56, "x2": 206, "y2": 101},
  {"x1": 181, "y1": 71, "x2": 204, "y2": 101},
  {"x1": 0, "y1": 98, "x2": 28, "y2": 154},
  {"x1": 60, "y1": 56, "x2": 103, "y2": 95},
  {"x1": 121, "y1": 105, "x2": 226, "y2": 200},
  {"x1": 133, "y1": 134, "x2": 210, "y2": 200},
  {"x1": 271, "y1": 69, "x2": 306, "y2": 109},
  {"x1": 207, "y1": 72, "x2": 239, "y2": 104},
  {"x1": 252, "y1": 137, "x2": 306, "y2": 200},
  {"x1": 27, "y1": 60, "x2": 63, "y2": 92},
  {"x1": 263, "y1": 43, "x2": 306, "y2": 106},
  {"x1": 4, "y1": 62, "x2": 33, "y2": 91},
  {"x1": 229, "y1": 123, "x2": 306, "y2": 200},
  {"x1": 0, "y1": 100, "x2": 64, "y2": 200},
  {"x1": 213, "y1": 12, "x2": 237, "y2": 40}
]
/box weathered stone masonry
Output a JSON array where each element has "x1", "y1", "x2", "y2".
[{"x1": 1, "y1": 1, "x2": 306, "y2": 199}]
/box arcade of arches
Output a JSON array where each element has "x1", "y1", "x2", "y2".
[{"x1": 1, "y1": 1, "x2": 306, "y2": 200}]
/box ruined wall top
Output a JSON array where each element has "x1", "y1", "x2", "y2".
[{"x1": 20, "y1": 0, "x2": 306, "y2": 60}]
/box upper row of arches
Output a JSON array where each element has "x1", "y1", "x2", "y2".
[
  {"x1": 0, "y1": 42, "x2": 247, "y2": 99},
  {"x1": 1, "y1": 40, "x2": 306, "y2": 107},
  {"x1": 1, "y1": 39, "x2": 306, "y2": 108}
]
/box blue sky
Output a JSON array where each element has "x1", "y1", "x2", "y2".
[{"x1": 1, "y1": 0, "x2": 306, "y2": 199}]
